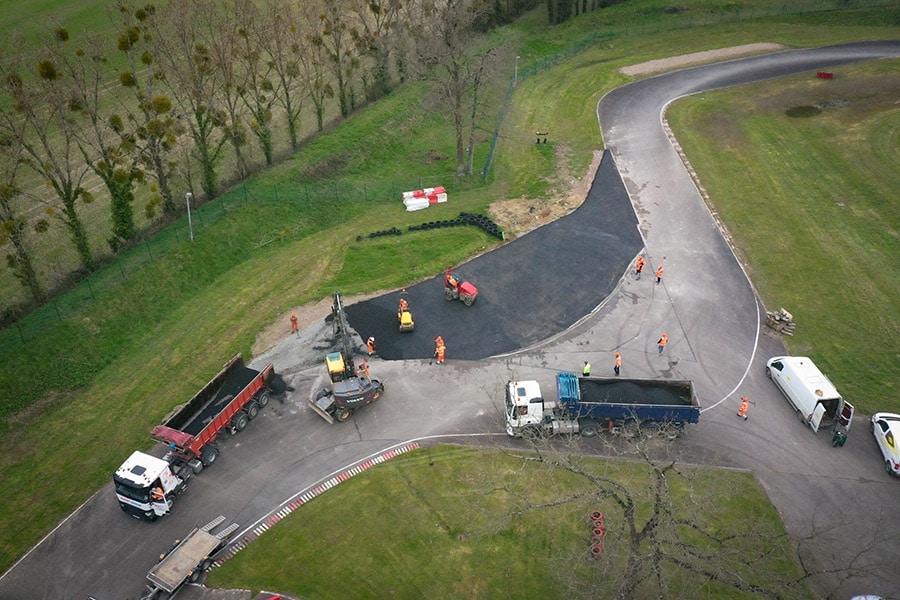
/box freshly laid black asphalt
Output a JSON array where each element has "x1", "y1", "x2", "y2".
[{"x1": 345, "y1": 149, "x2": 642, "y2": 361}]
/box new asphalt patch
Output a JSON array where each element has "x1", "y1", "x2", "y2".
[{"x1": 344, "y1": 150, "x2": 642, "y2": 361}]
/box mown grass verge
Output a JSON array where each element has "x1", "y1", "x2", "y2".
[
  {"x1": 666, "y1": 59, "x2": 900, "y2": 413},
  {"x1": 208, "y1": 444, "x2": 810, "y2": 599}
]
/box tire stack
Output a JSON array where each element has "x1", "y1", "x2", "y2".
[
  {"x1": 458, "y1": 211, "x2": 504, "y2": 240},
  {"x1": 589, "y1": 511, "x2": 605, "y2": 559},
  {"x1": 356, "y1": 227, "x2": 402, "y2": 242}
]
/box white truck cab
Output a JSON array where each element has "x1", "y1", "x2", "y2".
[
  {"x1": 114, "y1": 451, "x2": 184, "y2": 521},
  {"x1": 505, "y1": 380, "x2": 546, "y2": 436},
  {"x1": 766, "y1": 356, "x2": 854, "y2": 433}
]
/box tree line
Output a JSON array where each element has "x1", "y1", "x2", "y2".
[{"x1": 0, "y1": 0, "x2": 539, "y2": 318}]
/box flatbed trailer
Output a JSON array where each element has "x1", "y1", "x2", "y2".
[{"x1": 141, "y1": 516, "x2": 238, "y2": 599}]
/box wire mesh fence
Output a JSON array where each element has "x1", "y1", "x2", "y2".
[{"x1": 0, "y1": 174, "x2": 461, "y2": 351}]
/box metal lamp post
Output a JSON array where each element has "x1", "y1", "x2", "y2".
[{"x1": 185, "y1": 192, "x2": 194, "y2": 242}]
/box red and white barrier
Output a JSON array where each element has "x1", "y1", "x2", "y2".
[{"x1": 403, "y1": 186, "x2": 447, "y2": 211}]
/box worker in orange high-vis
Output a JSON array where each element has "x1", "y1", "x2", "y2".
[
  {"x1": 657, "y1": 333, "x2": 668, "y2": 354},
  {"x1": 436, "y1": 343, "x2": 446, "y2": 365},
  {"x1": 367, "y1": 336, "x2": 376, "y2": 356},
  {"x1": 655, "y1": 264, "x2": 664, "y2": 284},
  {"x1": 635, "y1": 256, "x2": 646, "y2": 280},
  {"x1": 290, "y1": 312, "x2": 299, "y2": 336},
  {"x1": 738, "y1": 396, "x2": 750, "y2": 420},
  {"x1": 614, "y1": 352, "x2": 622, "y2": 375}
]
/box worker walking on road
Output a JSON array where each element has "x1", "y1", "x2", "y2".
[
  {"x1": 738, "y1": 396, "x2": 750, "y2": 420},
  {"x1": 435, "y1": 342, "x2": 446, "y2": 365},
  {"x1": 655, "y1": 264, "x2": 664, "y2": 284},
  {"x1": 657, "y1": 333, "x2": 668, "y2": 354},
  {"x1": 583, "y1": 361, "x2": 591, "y2": 377},
  {"x1": 635, "y1": 256, "x2": 646, "y2": 280},
  {"x1": 290, "y1": 312, "x2": 299, "y2": 336},
  {"x1": 614, "y1": 352, "x2": 621, "y2": 375},
  {"x1": 367, "y1": 336, "x2": 376, "y2": 356}
]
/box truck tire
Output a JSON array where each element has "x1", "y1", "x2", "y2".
[
  {"x1": 580, "y1": 424, "x2": 599, "y2": 437},
  {"x1": 887, "y1": 460, "x2": 894, "y2": 475},
  {"x1": 765, "y1": 366, "x2": 772, "y2": 378},
  {"x1": 245, "y1": 401, "x2": 260, "y2": 420},
  {"x1": 373, "y1": 387, "x2": 383, "y2": 400},
  {"x1": 200, "y1": 445, "x2": 219, "y2": 466},
  {"x1": 463, "y1": 295, "x2": 474, "y2": 306},
  {"x1": 257, "y1": 391, "x2": 270, "y2": 408},
  {"x1": 335, "y1": 407, "x2": 352, "y2": 422},
  {"x1": 233, "y1": 412, "x2": 249, "y2": 432}
]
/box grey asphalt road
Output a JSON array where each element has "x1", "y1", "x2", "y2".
[{"x1": 1, "y1": 41, "x2": 898, "y2": 600}]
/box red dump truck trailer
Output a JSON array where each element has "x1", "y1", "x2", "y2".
[{"x1": 114, "y1": 354, "x2": 274, "y2": 520}]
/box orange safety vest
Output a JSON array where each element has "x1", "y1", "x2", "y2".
[
  {"x1": 655, "y1": 265, "x2": 664, "y2": 278},
  {"x1": 615, "y1": 354, "x2": 621, "y2": 368},
  {"x1": 659, "y1": 334, "x2": 668, "y2": 347}
]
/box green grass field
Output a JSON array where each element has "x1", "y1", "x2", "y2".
[
  {"x1": 0, "y1": 0, "x2": 898, "y2": 590},
  {"x1": 208, "y1": 445, "x2": 810, "y2": 599},
  {"x1": 666, "y1": 61, "x2": 900, "y2": 410}
]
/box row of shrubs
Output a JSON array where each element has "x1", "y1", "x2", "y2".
[{"x1": 356, "y1": 212, "x2": 505, "y2": 242}]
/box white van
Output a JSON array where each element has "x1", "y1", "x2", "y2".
[{"x1": 765, "y1": 356, "x2": 854, "y2": 433}]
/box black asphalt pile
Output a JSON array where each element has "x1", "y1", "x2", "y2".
[
  {"x1": 579, "y1": 379, "x2": 692, "y2": 406},
  {"x1": 345, "y1": 150, "x2": 642, "y2": 361}
]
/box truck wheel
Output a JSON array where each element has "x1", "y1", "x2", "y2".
[
  {"x1": 372, "y1": 387, "x2": 383, "y2": 400},
  {"x1": 580, "y1": 424, "x2": 599, "y2": 437},
  {"x1": 200, "y1": 445, "x2": 219, "y2": 466},
  {"x1": 886, "y1": 460, "x2": 893, "y2": 475},
  {"x1": 233, "y1": 412, "x2": 249, "y2": 432},
  {"x1": 257, "y1": 391, "x2": 270, "y2": 408},
  {"x1": 245, "y1": 401, "x2": 260, "y2": 420},
  {"x1": 765, "y1": 366, "x2": 771, "y2": 378},
  {"x1": 463, "y1": 296, "x2": 474, "y2": 306},
  {"x1": 335, "y1": 407, "x2": 352, "y2": 422},
  {"x1": 188, "y1": 569, "x2": 202, "y2": 583}
]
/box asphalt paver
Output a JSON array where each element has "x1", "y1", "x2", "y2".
[{"x1": 344, "y1": 149, "x2": 643, "y2": 361}]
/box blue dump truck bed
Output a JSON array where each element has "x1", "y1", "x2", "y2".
[{"x1": 556, "y1": 372, "x2": 700, "y2": 424}]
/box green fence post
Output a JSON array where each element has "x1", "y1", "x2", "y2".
[
  {"x1": 146, "y1": 241, "x2": 154, "y2": 262},
  {"x1": 53, "y1": 300, "x2": 62, "y2": 321},
  {"x1": 16, "y1": 323, "x2": 26, "y2": 344},
  {"x1": 86, "y1": 278, "x2": 95, "y2": 300}
]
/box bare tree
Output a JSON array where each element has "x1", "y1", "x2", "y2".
[
  {"x1": 349, "y1": 0, "x2": 402, "y2": 101},
  {"x1": 489, "y1": 428, "x2": 807, "y2": 599},
  {"x1": 0, "y1": 144, "x2": 45, "y2": 303},
  {"x1": 407, "y1": 0, "x2": 499, "y2": 176},
  {"x1": 50, "y1": 31, "x2": 143, "y2": 252},
  {"x1": 301, "y1": 9, "x2": 336, "y2": 132},
  {"x1": 0, "y1": 39, "x2": 96, "y2": 271},
  {"x1": 113, "y1": 1, "x2": 183, "y2": 216},
  {"x1": 149, "y1": 0, "x2": 229, "y2": 199},
  {"x1": 310, "y1": 0, "x2": 360, "y2": 119},
  {"x1": 206, "y1": 3, "x2": 251, "y2": 181},
  {"x1": 262, "y1": 0, "x2": 310, "y2": 150},
  {"x1": 232, "y1": 0, "x2": 279, "y2": 166}
]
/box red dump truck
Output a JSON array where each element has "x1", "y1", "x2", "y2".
[{"x1": 114, "y1": 354, "x2": 274, "y2": 520}]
